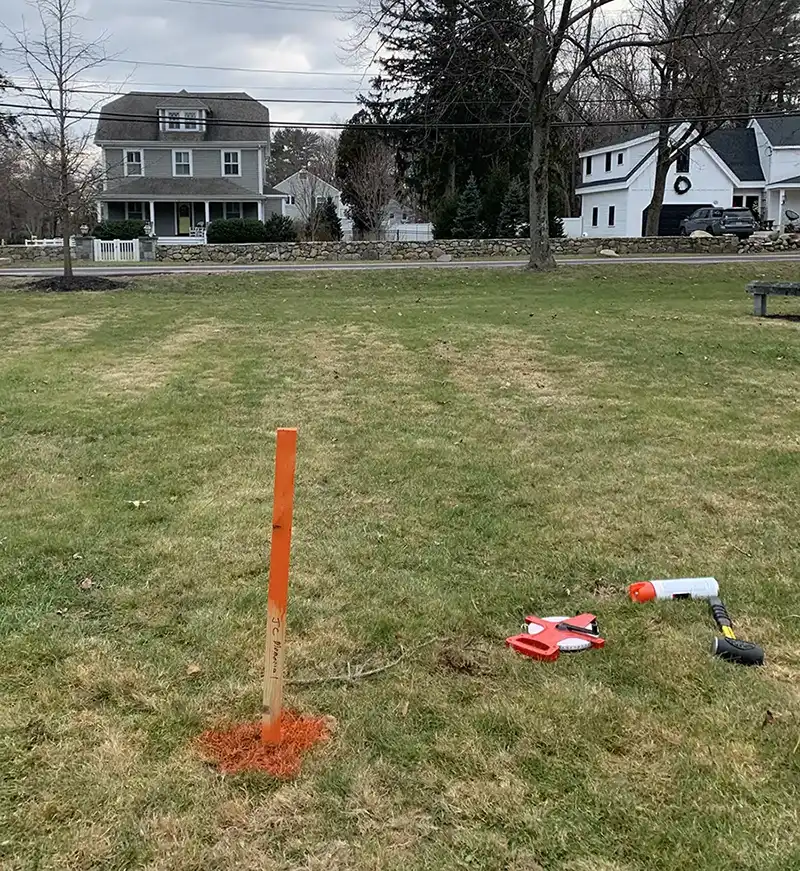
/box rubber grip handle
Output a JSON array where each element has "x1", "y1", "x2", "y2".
[{"x1": 708, "y1": 596, "x2": 733, "y2": 631}]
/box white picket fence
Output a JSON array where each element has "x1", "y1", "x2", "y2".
[
  {"x1": 92, "y1": 238, "x2": 140, "y2": 262},
  {"x1": 25, "y1": 236, "x2": 76, "y2": 247}
]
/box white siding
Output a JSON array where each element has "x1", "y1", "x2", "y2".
[
  {"x1": 750, "y1": 121, "x2": 773, "y2": 182},
  {"x1": 768, "y1": 149, "x2": 800, "y2": 184},
  {"x1": 579, "y1": 190, "x2": 626, "y2": 237}
]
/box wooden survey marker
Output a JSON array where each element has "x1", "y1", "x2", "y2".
[{"x1": 261, "y1": 428, "x2": 298, "y2": 744}]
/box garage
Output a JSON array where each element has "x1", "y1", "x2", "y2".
[{"x1": 641, "y1": 203, "x2": 713, "y2": 236}]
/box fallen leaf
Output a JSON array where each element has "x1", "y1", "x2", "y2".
[
  {"x1": 127, "y1": 500, "x2": 150, "y2": 508},
  {"x1": 762, "y1": 710, "x2": 777, "y2": 727},
  {"x1": 72, "y1": 553, "x2": 83, "y2": 560},
  {"x1": 78, "y1": 577, "x2": 93, "y2": 590},
  {"x1": 186, "y1": 663, "x2": 202, "y2": 676}
]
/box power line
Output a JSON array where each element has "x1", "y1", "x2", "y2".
[
  {"x1": 13, "y1": 84, "x2": 360, "y2": 105},
  {"x1": 161, "y1": 0, "x2": 356, "y2": 12},
  {"x1": 9, "y1": 102, "x2": 800, "y2": 131},
  {"x1": 110, "y1": 59, "x2": 375, "y2": 77}
]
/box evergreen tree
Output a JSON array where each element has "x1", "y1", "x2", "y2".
[
  {"x1": 318, "y1": 197, "x2": 343, "y2": 241},
  {"x1": 451, "y1": 175, "x2": 483, "y2": 239},
  {"x1": 497, "y1": 177, "x2": 528, "y2": 238},
  {"x1": 481, "y1": 162, "x2": 511, "y2": 237},
  {"x1": 433, "y1": 192, "x2": 459, "y2": 239}
]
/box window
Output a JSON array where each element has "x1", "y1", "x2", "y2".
[
  {"x1": 124, "y1": 150, "x2": 143, "y2": 177},
  {"x1": 591, "y1": 207, "x2": 599, "y2": 227},
  {"x1": 126, "y1": 202, "x2": 144, "y2": 221},
  {"x1": 617, "y1": 152, "x2": 624, "y2": 166},
  {"x1": 222, "y1": 150, "x2": 241, "y2": 176},
  {"x1": 676, "y1": 148, "x2": 690, "y2": 173},
  {"x1": 608, "y1": 205, "x2": 616, "y2": 227},
  {"x1": 225, "y1": 202, "x2": 242, "y2": 220},
  {"x1": 732, "y1": 195, "x2": 744, "y2": 208},
  {"x1": 605, "y1": 152, "x2": 612, "y2": 172},
  {"x1": 173, "y1": 150, "x2": 192, "y2": 176},
  {"x1": 285, "y1": 195, "x2": 296, "y2": 205},
  {"x1": 160, "y1": 109, "x2": 206, "y2": 131},
  {"x1": 585, "y1": 156, "x2": 592, "y2": 175}
]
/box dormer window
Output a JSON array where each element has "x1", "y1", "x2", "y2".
[{"x1": 160, "y1": 108, "x2": 207, "y2": 131}]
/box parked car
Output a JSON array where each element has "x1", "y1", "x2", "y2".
[{"x1": 679, "y1": 207, "x2": 757, "y2": 239}]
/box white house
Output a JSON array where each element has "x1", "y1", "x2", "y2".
[
  {"x1": 573, "y1": 118, "x2": 800, "y2": 237},
  {"x1": 274, "y1": 169, "x2": 353, "y2": 239}
]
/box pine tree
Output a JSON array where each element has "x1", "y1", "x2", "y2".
[
  {"x1": 451, "y1": 175, "x2": 483, "y2": 239},
  {"x1": 321, "y1": 197, "x2": 343, "y2": 241},
  {"x1": 497, "y1": 177, "x2": 528, "y2": 238}
]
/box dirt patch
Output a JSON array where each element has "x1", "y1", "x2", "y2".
[{"x1": 25, "y1": 276, "x2": 128, "y2": 292}]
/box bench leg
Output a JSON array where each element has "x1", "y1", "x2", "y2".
[{"x1": 753, "y1": 293, "x2": 767, "y2": 317}]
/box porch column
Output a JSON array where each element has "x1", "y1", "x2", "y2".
[
  {"x1": 96, "y1": 201, "x2": 103, "y2": 223},
  {"x1": 257, "y1": 200, "x2": 264, "y2": 221},
  {"x1": 149, "y1": 201, "x2": 156, "y2": 231},
  {"x1": 205, "y1": 201, "x2": 210, "y2": 224},
  {"x1": 780, "y1": 189, "x2": 786, "y2": 230}
]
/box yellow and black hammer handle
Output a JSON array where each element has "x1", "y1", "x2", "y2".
[{"x1": 708, "y1": 597, "x2": 764, "y2": 666}]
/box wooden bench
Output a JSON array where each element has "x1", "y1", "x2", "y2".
[{"x1": 747, "y1": 281, "x2": 800, "y2": 316}]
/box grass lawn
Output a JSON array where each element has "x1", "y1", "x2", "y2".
[{"x1": 1, "y1": 264, "x2": 799, "y2": 871}]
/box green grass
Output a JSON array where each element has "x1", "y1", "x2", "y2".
[{"x1": 1, "y1": 264, "x2": 799, "y2": 871}]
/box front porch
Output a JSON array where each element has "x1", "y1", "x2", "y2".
[
  {"x1": 765, "y1": 187, "x2": 800, "y2": 230},
  {"x1": 98, "y1": 199, "x2": 279, "y2": 237}
]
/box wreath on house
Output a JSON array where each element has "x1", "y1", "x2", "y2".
[{"x1": 674, "y1": 176, "x2": 692, "y2": 195}]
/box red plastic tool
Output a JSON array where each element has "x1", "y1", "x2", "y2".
[{"x1": 506, "y1": 613, "x2": 605, "y2": 662}]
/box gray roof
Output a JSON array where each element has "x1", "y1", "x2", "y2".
[
  {"x1": 95, "y1": 91, "x2": 270, "y2": 142},
  {"x1": 705, "y1": 128, "x2": 765, "y2": 182},
  {"x1": 100, "y1": 177, "x2": 262, "y2": 198},
  {"x1": 155, "y1": 91, "x2": 210, "y2": 110},
  {"x1": 756, "y1": 115, "x2": 800, "y2": 147}
]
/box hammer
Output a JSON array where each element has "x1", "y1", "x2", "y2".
[{"x1": 708, "y1": 597, "x2": 764, "y2": 666}]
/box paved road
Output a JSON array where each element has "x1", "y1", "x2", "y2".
[{"x1": 2, "y1": 252, "x2": 799, "y2": 278}]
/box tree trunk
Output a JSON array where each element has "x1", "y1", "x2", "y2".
[
  {"x1": 528, "y1": 113, "x2": 555, "y2": 271},
  {"x1": 644, "y1": 124, "x2": 672, "y2": 237}
]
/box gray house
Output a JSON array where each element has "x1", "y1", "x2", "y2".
[{"x1": 95, "y1": 90, "x2": 284, "y2": 236}]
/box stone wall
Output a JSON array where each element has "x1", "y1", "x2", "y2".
[
  {"x1": 0, "y1": 245, "x2": 67, "y2": 263},
  {"x1": 155, "y1": 235, "x2": 741, "y2": 263},
  {"x1": 737, "y1": 233, "x2": 800, "y2": 253}
]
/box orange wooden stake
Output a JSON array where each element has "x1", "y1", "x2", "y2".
[{"x1": 261, "y1": 427, "x2": 298, "y2": 745}]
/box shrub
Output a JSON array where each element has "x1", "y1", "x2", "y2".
[
  {"x1": 92, "y1": 220, "x2": 146, "y2": 240},
  {"x1": 206, "y1": 219, "x2": 266, "y2": 243},
  {"x1": 263, "y1": 214, "x2": 297, "y2": 243}
]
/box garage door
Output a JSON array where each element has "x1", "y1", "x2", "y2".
[{"x1": 641, "y1": 203, "x2": 713, "y2": 236}]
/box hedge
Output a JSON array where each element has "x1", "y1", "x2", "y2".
[
  {"x1": 206, "y1": 216, "x2": 297, "y2": 244},
  {"x1": 92, "y1": 220, "x2": 147, "y2": 240}
]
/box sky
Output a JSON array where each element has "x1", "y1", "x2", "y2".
[{"x1": 3, "y1": 0, "x2": 374, "y2": 128}]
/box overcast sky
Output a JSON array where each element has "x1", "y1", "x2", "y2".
[{"x1": 3, "y1": 0, "x2": 373, "y2": 127}]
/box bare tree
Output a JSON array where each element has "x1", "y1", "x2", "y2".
[
  {"x1": 356, "y1": 0, "x2": 747, "y2": 269},
  {"x1": 5, "y1": 0, "x2": 110, "y2": 284},
  {"x1": 290, "y1": 168, "x2": 328, "y2": 240},
  {"x1": 311, "y1": 134, "x2": 340, "y2": 185},
  {"x1": 340, "y1": 138, "x2": 396, "y2": 239}
]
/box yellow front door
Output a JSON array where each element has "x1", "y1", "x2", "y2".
[{"x1": 177, "y1": 203, "x2": 191, "y2": 235}]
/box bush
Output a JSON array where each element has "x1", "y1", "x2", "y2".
[
  {"x1": 92, "y1": 220, "x2": 146, "y2": 240},
  {"x1": 206, "y1": 218, "x2": 266, "y2": 243},
  {"x1": 263, "y1": 214, "x2": 297, "y2": 242}
]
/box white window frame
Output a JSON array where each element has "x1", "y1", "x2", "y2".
[
  {"x1": 286, "y1": 195, "x2": 296, "y2": 205},
  {"x1": 225, "y1": 202, "x2": 242, "y2": 220},
  {"x1": 160, "y1": 109, "x2": 207, "y2": 132},
  {"x1": 125, "y1": 202, "x2": 145, "y2": 221},
  {"x1": 617, "y1": 152, "x2": 624, "y2": 166},
  {"x1": 222, "y1": 150, "x2": 241, "y2": 177},
  {"x1": 608, "y1": 205, "x2": 616, "y2": 227},
  {"x1": 591, "y1": 206, "x2": 599, "y2": 227},
  {"x1": 172, "y1": 149, "x2": 193, "y2": 177},
  {"x1": 124, "y1": 149, "x2": 143, "y2": 177}
]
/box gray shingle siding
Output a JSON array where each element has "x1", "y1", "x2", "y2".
[{"x1": 104, "y1": 147, "x2": 260, "y2": 193}]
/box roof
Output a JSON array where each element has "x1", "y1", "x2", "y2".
[
  {"x1": 154, "y1": 91, "x2": 210, "y2": 110},
  {"x1": 756, "y1": 115, "x2": 800, "y2": 147},
  {"x1": 705, "y1": 128, "x2": 765, "y2": 182},
  {"x1": 767, "y1": 174, "x2": 800, "y2": 187},
  {"x1": 274, "y1": 169, "x2": 341, "y2": 193},
  {"x1": 100, "y1": 178, "x2": 262, "y2": 198},
  {"x1": 95, "y1": 91, "x2": 270, "y2": 142}
]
